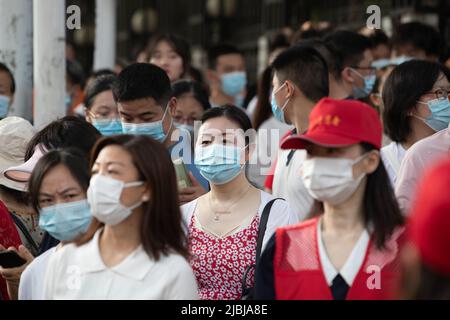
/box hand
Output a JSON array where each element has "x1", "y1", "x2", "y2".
[
  {"x1": 179, "y1": 173, "x2": 207, "y2": 205},
  {"x1": 0, "y1": 245, "x2": 34, "y2": 300}
]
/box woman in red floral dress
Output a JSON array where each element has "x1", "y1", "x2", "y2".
[{"x1": 182, "y1": 105, "x2": 298, "y2": 300}]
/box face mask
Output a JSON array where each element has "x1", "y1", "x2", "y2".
[
  {"x1": 351, "y1": 69, "x2": 376, "y2": 99},
  {"x1": 0, "y1": 95, "x2": 10, "y2": 118},
  {"x1": 390, "y1": 55, "x2": 414, "y2": 66},
  {"x1": 301, "y1": 155, "x2": 367, "y2": 205},
  {"x1": 221, "y1": 71, "x2": 247, "y2": 97},
  {"x1": 93, "y1": 118, "x2": 123, "y2": 136},
  {"x1": 176, "y1": 123, "x2": 194, "y2": 135},
  {"x1": 195, "y1": 144, "x2": 246, "y2": 185},
  {"x1": 122, "y1": 106, "x2": 172, "y2": 142},
  {"x1": 65, "y1": 94, "x2": 72, "y2": 111},
  {"x1": 271, "y1": 83, "x2": 290, "y2": 124},
  {"x1": 416, "y1": 98, "x2": 450, "y2": 132},
  {"x1": 87, "y1": 174, "x2": 144, "y2": 226},
  {"x1": 39, "y1": 199, "x2": 92, "y2": 241},
  {"x1": 234, "y1": 95, "x2": 245, "y2": 108}
]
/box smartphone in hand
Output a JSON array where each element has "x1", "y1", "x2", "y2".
[
  {"x1": 0, "y1": 250, "x2": 26, "y2": 268},
  {"x1": 173, "y1": 158, "x2": 193, "y2": 189}
]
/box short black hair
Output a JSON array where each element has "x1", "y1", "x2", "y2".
[
  {"x1": 148, "y1": 33, "x2": 191, "y2": 78},
  {"x1": 0, "y1": 62, "x2": 16, "y2": 94},
  {"x1": 113, "y1": 63, "x2": 172, "y2": 106},
  {"x1": 201, "y1": 104, "x2": 254, "y2": 144},
  {"x1": 324, "y1": 30, "x2": 372, "y2": 79},
  {"x1": 368, "y1": 29, "x2": 390, "y2": 48},
  {"x1": 269, "y1": 33, "x2": 290, "y2": 53},
  {"x1": 171, "y1": 80, "x2": 211, "y2": 111},
  {"x1": 208, "y1": 44, "x2": 242, "y2": 69},
  {"x1": 392, "y1": 22, "x2": 441, "y2": 58},
  {"x1": 25, "y1": 116, "x2": 101, "y2": 161},
  {"x1": 84, "y1": 74, "x2": 118, "y2": 109},
  {"x1": 66, "y1": 59, "x2": 86, "y2": 88},
  {"x1": 383, "y1": 60, "x2": 450, "y2": 143},
  {"x1": 89, "y1": 69, "x2": 116, "y2": 79},
  {"x1": 28, "y1": 148, "x2": 90, "y2": 212},
  {"x1": 271, "y1": 44, "x2": 329, "y2": 102}
]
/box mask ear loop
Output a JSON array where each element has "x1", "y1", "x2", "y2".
[{"x1": 161, "y1": 102, "x2": 174, "y2": 142}]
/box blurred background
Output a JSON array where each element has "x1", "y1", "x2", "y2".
[{"x1": 66, "y1": 0, "x2": 450, "y2": 83}]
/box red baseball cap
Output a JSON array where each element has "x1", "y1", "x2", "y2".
[
  {"x1": 409, "y1": 158, "x2": 450, "y2": 277},
  {"x1": 281, "y1": 98, "x2": 382, "y2": 150}
]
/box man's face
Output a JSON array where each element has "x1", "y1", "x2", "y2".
[
  {"x1": 393, "y1": 44, "x2": 429, "y2": 60},
  {"x1": 349, "y1": 49, "x2": 375, "y2": 89},
  {"x1": 215, "y1": 53, "x2": 246, "y2": 76},
  {"x1": 119, "y1": 97, "x2": 164, "y2": 124}
]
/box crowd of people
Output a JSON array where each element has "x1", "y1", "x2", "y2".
[{"x1": 0, "y1": 20, "x2": 449, "y2": 300}]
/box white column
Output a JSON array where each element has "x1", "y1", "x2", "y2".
[
  {"x1": 33, "y1": 0, "x2": 66, "y2": 129},
  {"x1": 93, "y1": 0, "x2": 117, "y2": 71},
  {"x1": 0, "y1": 0, "x2": 33, "y2": 121}
]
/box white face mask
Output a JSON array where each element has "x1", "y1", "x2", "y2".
[
  {"x1": 87, "y1": 174, "x2": 144, "y2": 226},
  {"x1": 301, "y1": 154, "x2": 367, "y2": 205}
]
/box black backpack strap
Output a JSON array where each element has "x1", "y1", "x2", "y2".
[
  {"x1": 255, "y1": 197, "x2": 284, "y2": 264},
  {"x1": 10, "y1": 212, "x2": 39, "y2": 255},
  {"x1": 241, "y1": 197, "x2": 285, "y2": 299}
]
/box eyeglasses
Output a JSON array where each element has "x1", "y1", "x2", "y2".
[{"x1": 423, "y1": 88, "x2": 450, "y2": 101}]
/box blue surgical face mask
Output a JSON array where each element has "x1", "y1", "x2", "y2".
[
  {"x1": 122, "y1": 106, "x2": 172, "y2": 142},
  {"x1": 194, "y1": 144, "x2": 246, "y2": 185},
  {"x1": 271, "y1": 83, "x2": 290, "y2": 124},
  {"x1": 351, "y1": 68, "x2": 376, "y2": 99},
  {"x1": 65, "y1": 93, "x2": 72, "y2": 111},
  {"x1": 39, "y1": 199, "x2": 92, "y2": 241},
  {"x1": 221, "y1": 71, "x2": 247, "y2": 97},
  {"x1": 93, "y1": 118, "x2": 123, "y2": 136},
  {"x1": 176, "y1": 123, "x2": 194, "y2": 135},
  {"x1": 416, "y1": 97, "x2": 450, "y2": 131},
  {"x1": 0, "y1": 95, "x2": 11, "y2": 118}
]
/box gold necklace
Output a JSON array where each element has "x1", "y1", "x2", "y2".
[{"x1": 208, "y1": 185, "x2": 252, "y2": 222}]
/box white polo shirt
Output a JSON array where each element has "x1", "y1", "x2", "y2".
[
  {"x1": 272, "y1": 148, "x2": 313, "y2": 221},
  {"x1": 19, "y1": 247, "x2": 57, "y2": 300},
  {"x1": 43, "y1": 229, "x2": 199, "y2": 300},
  {"x1": 317, "y1": 217, "x2": 370, "y2": 286}
]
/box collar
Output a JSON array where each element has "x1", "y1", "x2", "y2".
[
  {"x1": 317, "y1": 217, "x2": 370, "y2": 286},
  {"x1": 77, "y1": 228, "x2": 155, "y2": 281}
]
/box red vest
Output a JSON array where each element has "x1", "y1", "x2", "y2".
[{"x1": 274, "y1": 217, "x2": 406, "y2": 300}]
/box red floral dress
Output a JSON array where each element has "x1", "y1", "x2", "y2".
[{"x1": 188, "y1": 214, "x2": 259, "y2": 300}]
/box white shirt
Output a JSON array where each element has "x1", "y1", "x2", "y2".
[
  {"x1": 317, "y1": 217, "x2": 370, "y2": 286},
  {"x1": 182, "y1": 190, "x2": 299, "y2": 252},
  {"x1": 247, "y1": 117, "x2": 294, "y2": 189},
  {"x1": 43, "y1": 229, "x2": 199, "y2": 300},
  {"x1": 19, "y1": 247, "x2": 56, "y2": 300},
  {"x1": 381, "y1": 142, "x2": 406, "y2": 186},
  {"x1": 272, "y1": 148, "x2": 313, "y2": 221}
]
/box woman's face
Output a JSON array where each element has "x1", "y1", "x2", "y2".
[
  {"x1": 91, "y1": 145, "x2": 148, "y2": 207},
  {"x1": 306, "y1": 143, "x2": 379, "y2": 179},
  {"x1": 38, "y1": 164, "x2": 86, "y2": 208},
  {"x1": 415, "y1": 72, "x2": 450, "y2": 119},
  {"x1": 172, "y1": 94, "x2": 204, "y2": 126},
  {"x1": 150, "y1": 40, "x2": 184, "y2": 82},
  {"x1": 86, "y1": 90, "x2": 118, "y2": 122},
  {"x1": 196, "y1": 116, "x2": 249, "y2": 164}
]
